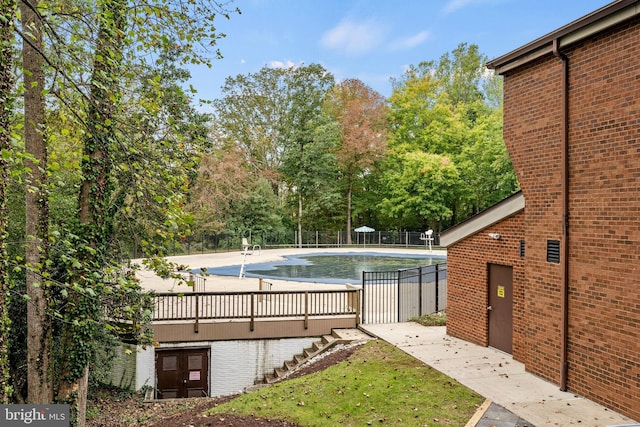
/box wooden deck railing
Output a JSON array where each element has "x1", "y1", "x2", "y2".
[{"x1": 152, "y1": 289, "x2": 361, "y2": 331}]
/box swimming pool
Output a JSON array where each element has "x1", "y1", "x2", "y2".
[{"x1": 199, "y1": 252, "x2": 446, "y2": 284}]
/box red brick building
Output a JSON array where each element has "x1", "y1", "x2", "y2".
[{"x1": 440, "y1": 0, "x2": 639, "y2": 421}]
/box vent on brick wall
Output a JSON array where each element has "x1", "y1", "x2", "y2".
[
  {"x1": 520, "y1": 240, "x2": 525, "y2": 258},
  {"x1": 547, "y1": 240, "x2": 560, "y2": 263}
]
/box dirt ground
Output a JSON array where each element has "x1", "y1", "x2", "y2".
[{"x1": 88, "y1": 344, "x2": 361, "y2": 427}]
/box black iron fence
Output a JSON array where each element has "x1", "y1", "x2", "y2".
[
  {"x1": 361, "y1": 263, "x2": 447, "y2": 324},
  {"x1": 126, "y1": 230, "x2": 441, "y2": 258}
]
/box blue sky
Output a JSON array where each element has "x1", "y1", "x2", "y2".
[{"x1": 189, "y1": 0, "x2": 611, "y2": 104}]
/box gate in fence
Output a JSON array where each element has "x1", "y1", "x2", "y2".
[{"x1": 361, "y1": 263, "x2": 447, "y2": 324}]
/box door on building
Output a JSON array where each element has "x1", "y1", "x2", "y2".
[
  {"x1": 488, "y1": 264, "x2": 513, "y2": 354},
  {"x1": 156, "y1": 348, "x2": 209, "y2": 399}
]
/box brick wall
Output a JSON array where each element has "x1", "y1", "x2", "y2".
[
  {"x1": 503, "y1": 55, "x2": 567, "y2": 385},
  {"x1": 502, "y1": 17, "x2": 640, "y2": 420},
  {"x1": 446, "y1": 212, "x2": 526, "y2": 362}
]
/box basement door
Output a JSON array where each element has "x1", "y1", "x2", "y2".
[
  {"x1": 488, "y1": 264, "x2": 513, "y2": 354},
  {"x1": 155, "y1": 348, "x2": 209, "y2": 399}
]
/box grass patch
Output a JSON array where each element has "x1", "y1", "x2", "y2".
[
  {"x1": 207, "y1": 340, "x2": 482, "y2": 426},
  {"x1": 410, "y1": 311, "x2": 447, "y2": 326}
]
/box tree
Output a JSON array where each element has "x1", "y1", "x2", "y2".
[
  {"x1": 196, "y1": 67, "x2": 286, "y2": 234},
  {"x1": 190, "y1": 145, "x2": 256, "y2": 234},
  {"x1": 298, "y1": 120, "x2": 342, "y2": 231},
  {"x1": 457, "y1": 99, "x2": 518, "y2": 214},
  {"x1": 434, "y1": 42, "x2": 486, "y2": 106},
  {"x1": 379, "y1": 151, "x2": 462, "y2": 230},
  {"x1": 113, "y1": 50, "x2": 212, "y2": 255},
  {"x1": 205, "y1": 64, "x2": 338, "y2": 242},
  {"x1": 201, "y1": 66, "x2": 297, "y2": 237},
  {"x1": 0, "y1": 0, "x2": 16, "y2": 404},
  {"x1": 211, "y1": 66, "x2": 292, "y2": 194},
  {"x1": 227, "y1": 178, "x2": 286, "y2": 237},
  {"x1": 282, "y1": 118, "x2": 341, "y2": 237},
  {"x1": 56, "y1": 1, "x2": 128, "y2": 422},
  {"x1": 9, "y1": 1, "x2": 240, "y2": 425},
  {"x1": 388, "y1": 62, "x2": 459, "y2": 155},
  {"x1": 21, "y1": 0, "x2": 53, "y2": 404},
  {"x1": 279, "y1": 64, "x2": 335, "y2": 247},
  {"x1": 384, "y1": 43, "x2": 516, "y2": 229},
  {"x1": 324, "y1": 79, "x2": 388, "y2": 243}
]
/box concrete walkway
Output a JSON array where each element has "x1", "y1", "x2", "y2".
[{"x1": 361, "y1": 323, "x2": 638, "y2": 427}]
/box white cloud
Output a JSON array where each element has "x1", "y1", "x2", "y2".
[
  {"x1": 240, "y1": 59, "x2": 246, "y2": 64},
  {"x1": 443, "y1": 0, "x2": 504, "y2": 14},
  {"x1": 388, "y1": 30, "x2": 431, "y2": 51},
  {"x1": 443, "y1": 0, "x2": 474, "y2": 14},
  {"x1": 321, "y1": 19, "x2": 385, "y2": 55},
  {"x1": 269, "y1": 60, "x2": 297, "y2": 69}
]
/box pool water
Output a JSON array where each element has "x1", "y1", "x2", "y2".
[{"x1": 200, "y1": 252, "x2": 446, "y2": 284}]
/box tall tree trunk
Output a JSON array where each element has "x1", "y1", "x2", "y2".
[
  {"x1": 296, "y1": 140, "x2": 304, "y2": 249},
  {"x1": 58, "y1": 1, "x2": 126, "y2": 425},
  {"x1": 0, "y1": 0, "x2": 16, "y2": 404},
  {"x1": 346, "y1": 178, "x2": 353, "y2": 245},
  {"x1": 297, "y1": 192, "x2": 303, "y2": 248},
  {"x1": 21, "y1": 0, "x2": 52, "y2": 404}
]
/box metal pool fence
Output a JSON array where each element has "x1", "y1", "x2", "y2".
[
  {"x1": 122, "y1": 230, "x2": 441, "y2": 258},
  {"x1": 361, "y1": 263, "x2": 447, "y2": 324}
]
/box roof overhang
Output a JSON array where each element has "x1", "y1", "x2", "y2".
[
  {"x1": 487, "y1": 0, "x2": 640, "y2": 75},
  {"x1": 439, "y1": 192, "x2": 524, "y2": 247}
]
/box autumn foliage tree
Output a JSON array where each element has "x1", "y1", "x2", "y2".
[
  {"x1": 211, "y1": 66, "x2": 291, "y2": 193},
  {"x1": 324, "y1": 79, "x2": 388, "y2": 243},
  {"x1": 202, "y1": 64, "x2": 337, "y2": 242}
]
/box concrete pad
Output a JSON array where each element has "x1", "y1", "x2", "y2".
[
  {"x1": 361, "y1": 323, "x2": 638, "y2": 427},
  {"x1": 332, "y1": 328, "x2": 373, "y2": 342}
]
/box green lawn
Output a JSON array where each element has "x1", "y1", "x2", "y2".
[{"x1": 207, "y1": 340, "x2": 483, "y2": 426}]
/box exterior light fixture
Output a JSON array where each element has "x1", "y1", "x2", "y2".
[{"x1": 488, "y1": 232, "x2": 501, "y2": 240}]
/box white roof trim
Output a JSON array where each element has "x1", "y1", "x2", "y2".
[{"x1": 439, "y1": 193, "x2": 525, "y2": 247}]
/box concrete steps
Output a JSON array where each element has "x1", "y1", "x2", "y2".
[{"x1": 256, "y1": 328, "x2": 371, "y2": 386}]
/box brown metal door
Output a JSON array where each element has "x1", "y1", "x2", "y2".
[
  {"x1": 156, "y1": 348, "x2": 209, "y2": 399},
  {"x1": 488, "y1": 264, "x2": 513, "y2": 354}
]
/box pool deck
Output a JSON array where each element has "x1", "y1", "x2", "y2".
[{"x1": 135, "y1": 247, "x2": 446, "y2": 293}]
